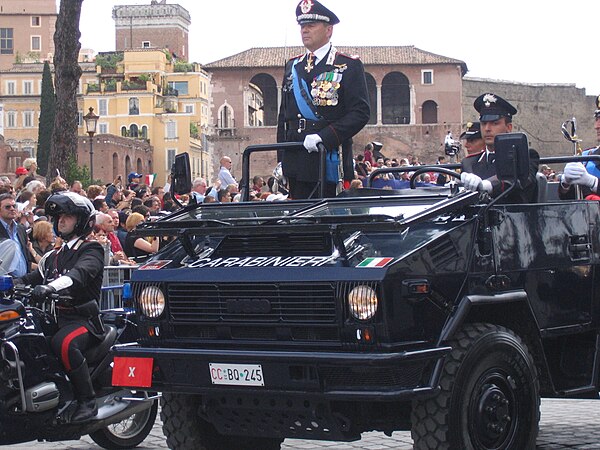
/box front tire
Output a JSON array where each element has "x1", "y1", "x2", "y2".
[
  {"x1": 160, "y1": 393, "x2": 282, "y2": 450},
  {"x1": 411, "y1": 323, "x2": 540, "y2": 450},
  {"x1": 89, "y1": 399, "x2": 158, "y2": 449}
]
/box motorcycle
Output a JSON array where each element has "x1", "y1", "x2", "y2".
[{"x1": 0, "y1": 275, "x2": 158, "y2": 448}]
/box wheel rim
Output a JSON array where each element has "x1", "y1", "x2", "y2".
[
  {"x1": 468, "y1": 370, "x2": 518, "y2": 449},
  {"x1": 105, "y1": 406, "x2": 153, "y2": 440}
]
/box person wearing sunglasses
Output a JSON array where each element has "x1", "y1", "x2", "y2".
[{"x1": 0, "y1": 193, "x2": 32, "y2": 277}]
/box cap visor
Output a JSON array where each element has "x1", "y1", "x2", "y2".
[{"x1": 480, "y1": 114, "x2": 502, "y2": 122}]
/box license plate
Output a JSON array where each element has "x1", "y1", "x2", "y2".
[{"x1": 209, "y1": 363, "x2": 264, "y2": 386}]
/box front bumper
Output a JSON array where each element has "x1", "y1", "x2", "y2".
[{"x1": 111, "y1": 344, "x2": 450, "y2": 401}]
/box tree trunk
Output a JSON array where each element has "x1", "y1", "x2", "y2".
[{"x1": 48, "y1": 0, "x2": 83, "y2": 184}]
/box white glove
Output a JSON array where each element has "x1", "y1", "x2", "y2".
[
  {"x1": 303, "y1": 134, "x2": 322, "y2": 153},
  {"x1": 562, "y1": 162, "x2": 597, "y2": 190},
  {"x1": 460, "y1": 172, "x2": 492, "y2": 193}
]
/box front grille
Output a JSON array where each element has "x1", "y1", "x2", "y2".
[
  {"x1": 168, "y1": 283, "x2": 337, "y2": 323},
  {"x1": 215, "y1": 233, "x2": 332, "y2": 257},
  {"x1": 320, "y1": 361, "x2": 426, "y2": 389}
]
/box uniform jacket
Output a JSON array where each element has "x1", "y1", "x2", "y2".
[
  {"x1": 277, "y1": 46, "x2": 370, "y2": 182},
  {"x1": 20, "y1": 238, "x2": 105, "y2": 336},
  {"x1": 461, "y1": 148, "x2": 540, "y2": 203},
  {"x1": 0, "y1": 221, "x2": 32, "y2": 273}
]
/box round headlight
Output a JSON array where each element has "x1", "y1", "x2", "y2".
[
  {"x1": 347, "y1": 285, "x2": 378, "y2": 321},
  {"x1": 138, "y1": 286, "x2": 165, "y2": 318}
]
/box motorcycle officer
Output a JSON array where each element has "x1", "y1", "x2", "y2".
[{"x1": 17, "y1": 192, "x2": 104, "y2": 423}]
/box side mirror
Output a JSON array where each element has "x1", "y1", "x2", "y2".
[
  {"x1": 494, "y1": 132, "x2": 530, "y2": 185},
  {"x1": 171, "y1": 152, "x2": 191, "y2": 196}
]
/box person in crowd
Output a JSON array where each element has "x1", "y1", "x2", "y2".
[
  {"x1": 355, "y1": 154, "x2": 369, "y2": 181},
  {"x1": 95, "y1": 212, "x2": 125, "y2": 257},
  {"x1": 559, "y1": 95, "x2": 600, "y2": 199},
  {"x1": 0, "y1": 193, "x2": 32, "y2": 277},
  {"x1": 251, "y1": 176, "x2": 265, "y2": 196},
  {"x1": 190, "y1": 177, "x2": 207, "y2": 203},
  {"x1": 276, "y1": 0, "x2": 370, "y2": 199},
  {"x1": 28, "y1": 219, "x2": 55, "y2": 266},
  {"x1": 36, "y1": 189, "x2": 52, "y2": 209},
  {"x1": 435, "y1": 156, "x2": 448, "y2": 186},
  {"x1": 218, "y1": 156, "x2": 238, "y2": 189},
  {"x1": 49, "y1": 178, "x2": 68, "y2": 193},
  {"x1": 151, "y1": 185, "x2": 165, "y2": 208},
  {"x1": 143, "y1": 197, "x2": 162, "y2": 215},
  {"x1": 17, "y1": 192, "x2": 104, "y2": 422},
  {"x1": 69, "y1": 180, "x2": 83, "y2": 195},
  {"x1": 22, "y1": 158, "x2": 38, "y2": 179},
  {"x1": 218, "y1": 189, "x2": 232, "y2": 203},
  {"x1": 460, "y1": 122, "x2": 485, "y2": 155},
  {"x1": 127, "y1": 172, "x2": 142, "y2": 190},
  {"x1": 86, "y1": 185, "x2": 103, "y2": 201},
  {"x1": 24, "y1": 179, "x2": 46, "y2": 196},
  {"x1": 123, "y1": 212, "x2": 159, "y2": 259},
  {"x1": 134, "y1": 185, "x2": 151, "y2": 201},
  {"x1": 116, "y1": 189, "x2": 135, "y2": 210},
  {"x1": 14, "y1": 167, "x2": 28, "y2": 191},
  {"x1": 0, "y1": 176, "x2": 11, "y2": 187},
  {"x1": 115, "y1": 211, "x2": 129, "y2": 249},
  {"x1": 92, "y1": 198, "x2": 108, "y2": 214},
  {"x1": 460, "y1": 93, "x2": 539, "y2": 202}
]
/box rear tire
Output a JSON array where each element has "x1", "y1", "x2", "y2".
[
  {"x1": 411, "y1": 323, "x2": 540, "y2": 449},
  {"x1": 89, "y1": 399, "x2": 158, "y2": 449},
  {"x1": 160, "y1": 393, "x2": 282, "y2": 450}
]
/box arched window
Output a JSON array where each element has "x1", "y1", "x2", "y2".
[
  {"x1": 218, "y1": 103, "x2": 234, "y2": 129},
  {"x1": 137, "y1": 158, "x2": 143, "y2": 175},
  {"x1": 125, "y1": 155, "x2": 131, "y2": 176},
  {"x1": 422, "y1": 100, "x2": 438, "y2": 124},
  {"x1": 248, "y1": 73, "x2": 277, "y2": 126},
  {"x1": 121, "y1": 126, "x2": 127, "y2": 137},
  {"x1": 148, "y1": 159, "x2": 153, "y2": 174},
  {"x1": 365, "y1": 72, "x2": 377, "y2": 125},
  {"x1": 112, "y1": 153, "x2": 119, "y2": 180},
  {"x1": 382, "y1": 72, "x2": 411, "y2": 124},
  {"x1": 141, "y1": 125, "x2": 148, "y2": 139},
  {"x1": 129, "y1": 124, "x2": 139, "y2": 138}
]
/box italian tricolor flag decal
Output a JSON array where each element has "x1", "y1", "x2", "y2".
[{"x1": 357, "y1": 257, "x2": 394, "y2": 268}]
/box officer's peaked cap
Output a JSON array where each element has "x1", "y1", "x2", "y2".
[
  {"x1": 296, "y1": 0, "x2": 340, "y2": 25},
  {"x1": 474, "y1": 93, "x2": 517, "y2": 122},
  {"x1": 460, "y1": 122, "x2": 482, "y2": 139}
]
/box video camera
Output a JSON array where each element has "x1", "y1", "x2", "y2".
[{"x1": 444, "y1": 139, "x2": 462, "y2": 156}]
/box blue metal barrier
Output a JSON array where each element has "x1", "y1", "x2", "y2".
[{"x1": 100, "y1": 265, "x2": 137, "y2": 310}]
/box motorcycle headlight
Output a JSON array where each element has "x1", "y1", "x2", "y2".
[
  {"x1": 138, "y1": 286, "x2": 165, "y2": 318},
  {"x1": 347, "y1": 285, "x2": 378, "y2": 321}
]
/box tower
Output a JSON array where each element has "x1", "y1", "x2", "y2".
[{"x1": 113, "y1": 1, "x2": 191, "y2": 61}]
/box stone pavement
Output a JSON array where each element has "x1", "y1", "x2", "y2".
[{"x1": 4, "y1": 398, "x2": 599, "y2": 449}]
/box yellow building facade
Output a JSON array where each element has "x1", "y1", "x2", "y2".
[{"x1": 82, "y1": 49, "x2": 212, "y2": 185}]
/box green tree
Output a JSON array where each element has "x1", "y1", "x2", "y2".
[
  {"x1": 48, "y1": 0, "x2": 83, "y2": 184},
  {"x1": 36, "y1": 61, "x2": 55, "y2": 177}
]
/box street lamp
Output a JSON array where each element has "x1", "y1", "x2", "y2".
[{"x1": 83, "y1": 106, "x2": 99, "y2": 182}]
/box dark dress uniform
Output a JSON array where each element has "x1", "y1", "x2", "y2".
[
  {"x1": 461, "y1": 93, "x2": 540, "y2": 203},
  {"x1": 20, "y1": 236, "x2": 104, "y2": 421},
  {"x1": 277, "y1": 1, "x2": 370, "y2": 199},
  {"x1": 277, "y1": 48, "x2": 370, "y2": 198}
]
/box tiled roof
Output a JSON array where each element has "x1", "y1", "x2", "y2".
[{"x1": 204, "y1": 46, "x2": 467, "y2": 74}]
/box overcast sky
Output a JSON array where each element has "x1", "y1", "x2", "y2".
[{"x1": 71, "y1": 0, "x2": 599, "y2": 96}]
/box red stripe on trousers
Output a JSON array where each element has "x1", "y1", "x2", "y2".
[{"x1": 61, "y1": 326, "x2": 88, "y2": 372}]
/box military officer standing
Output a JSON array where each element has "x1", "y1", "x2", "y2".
[
  {"x1": 460, "y1": 93, "x2": 539, "y2": 203},
  {"x1": 559, "y1": 95, "x2": 600, "y2": 199},
  {"x1": 277, "y1": 0, "x2": 370, "y2": 199},
  {"x1": 460, "y1": 121, "x2": 485, "y2": 155}
]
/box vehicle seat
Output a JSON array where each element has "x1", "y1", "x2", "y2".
[
  {"x1": 536, "y1": 172, "x2": 547, "y2": 203},
  {"x1": 85, "y1": 324, "x2": 117, "y2": 365}
]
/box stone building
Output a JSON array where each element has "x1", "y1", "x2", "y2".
[
  {"x1": 113, "y1": 1, "x2": 191, "y2": 61},
  {"x1": 0, "y1": 0, "x2": 57, "y2": 71},
  {"x1": 463, "y1": 78, "x2": 598, "y2": 161},
  {"x1": 204, "y1": 46, "x2": 467, "y2": 181}
]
